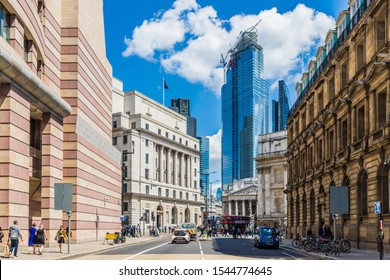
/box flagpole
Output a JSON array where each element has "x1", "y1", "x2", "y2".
[{"x1": 162, "y1": 77, "x2": 165, "y2": 106}]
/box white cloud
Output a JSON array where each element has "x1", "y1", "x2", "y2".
[
  {"x1": 123, "y1": 1, "x2": 335, "y2": 96},
  {"x1": 207, "y1": 129, "x2": 221, "y2": 183}
]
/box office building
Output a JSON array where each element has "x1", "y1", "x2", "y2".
[
  {"x1": 221, "y1": 28, "x2": 269, "y2": 189},
  {"x1": 171, "y1": 98, "x2": 197, "y2": 137},
  {"x1": 112, "y1": 87, "x2": 203, "y2": 228},
  {"x1": 271, "y1": 80, "x2": 291, "y2": 132},
  {"x1": 197, "y1": 136, "x2": 210, "y2": 198}
]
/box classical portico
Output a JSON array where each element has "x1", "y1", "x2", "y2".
[{"x1": 222, "y1": 182, "x2": 257, "y2": 218}]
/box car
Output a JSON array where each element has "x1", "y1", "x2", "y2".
[
  {"x1": 172, "y1": 228, "x2": 190, "y2": 244},
  {"x1": 180, "y1": 223, "x2": 197, "y2": 241},
  {"x1": 253, "y1": 226, "x2": 279, "y2": 249}
]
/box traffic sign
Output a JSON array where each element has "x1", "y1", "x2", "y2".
[{"x1": 374, "y1": 201, "x2": 382, "y2": 214}]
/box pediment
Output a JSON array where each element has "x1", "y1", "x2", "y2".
[{"x1": 231, "y1": 185, "x2": 258, "y2": 195}]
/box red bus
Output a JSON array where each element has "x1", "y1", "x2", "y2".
[{"x1": 219, "y1": 215, "x2": 251, "y2": 229}]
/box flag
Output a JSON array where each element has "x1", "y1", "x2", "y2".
[{"x1": 164, "y1": 80, "x2": 169, "y2": 89}]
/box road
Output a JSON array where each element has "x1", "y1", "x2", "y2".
[{"x1": 72, "y1": 235, "x2": 315, "y2": 260}]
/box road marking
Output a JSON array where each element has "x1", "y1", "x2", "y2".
[
  {"x1": 281, "y1": 251, "x2": 295, "y2": 258},
  {"x1": 198, "y1": 241, "x2": 204, "y2": 256},
  {"x1": 123, "y1": 242, "x2": 170, "y2": 260}
]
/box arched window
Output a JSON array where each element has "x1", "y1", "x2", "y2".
[
  {"x1": 378, "y1": 165, "x2": 390, "y2": 214},
  {"x1": 302, "y1": 192, "x2": 307, "y2": 226},
  {"x1": 310, "y1": 189, "x2": 315, "y2": 224},
  {"x1": 359, "y1": 171, "x2": 368, "y2": 216},
  {"x1": 295, "y1": 194, "x2": 300, "y2": 225}
]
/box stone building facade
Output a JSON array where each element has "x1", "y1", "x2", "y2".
[
  {"x1": 222, "y1": 179, "x2": 257, "y2": 218},
  {"x1": 287, "y1": 0, "x2": 390, "y2": 251},
  {"x1": 255, "y1": 131, "x2": 288, "y2": 227},
  {"x1": 112, "y1": 86, "x2": 203, "y2": 229},
  {"x1": 0, "y1": 0, "x2": 121, "y2": 243}
]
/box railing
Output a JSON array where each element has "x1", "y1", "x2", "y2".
[
  {"x1": 373, "y1": 129, "x2": 383, "y2": 141},
  {"x1": 258, "y1": 150, "x2": 287, "y2": 158},
  {"x1": 288, "y1": 0, "x2": 372, "y2": 118}
]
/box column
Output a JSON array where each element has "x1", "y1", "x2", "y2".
[
  {"x1": 172, "y1": 151, "x2": 176, "y2": 185},
  {"x1": 249, "y1": 200, "x2": 253, "y2": 216},
  {"x1": 166, "y1": 148, "x2": 170, "y2": 184},
  {"x1": 265, "y1": 168, "x2": 271, "y2": 216},
  {"x1": 387, "y1": 77, "x2": 390, "y2": 124},
  {"x1": 159, "y1": 146, "x2": 163, "y2": 182},
  {"x1": 181, "y1": 154, "x2": 186, "y2": 187},
  {"x1": 351, "y1": 106, "x2": 356, "y2": 143},
  {"x1": 241, "y1": 200, "x2": 245, "y2": 216},
  {"x1": 235, "y1": 200, "x2": 238, "y2": 215},
  {"x1": 365, "y1": 92, "x2": 370, "y2": 136},
  {"x1": 229, "y1": 201, "x2": 232, "y2": 215},
  {"x1": 258, "y1": 170, "x2": 264, "y2": 217},
  {"x1": 188, "y1": 155, "x2": 192, "y2": 188},
  {"x1": 369, "y1": 90, "x2": 375, "y2": 133},
  {"x1": 41, "y1": 113, "x2": 64, "y2": 238}
]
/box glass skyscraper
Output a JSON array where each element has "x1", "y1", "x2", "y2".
[
  {"x1": 197, "y1": 136, "x2": 210, "y2": 197},
  {"x1": 171, "y1": 98, "x2": 197, "y2": 137},
  {"x1": 271, "y1": 80, "x2": 291, "y2": 132},
  {"x1": 221, "y1": 30, "x2": 269, "y2": 189}
]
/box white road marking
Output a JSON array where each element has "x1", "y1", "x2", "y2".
[
  {"x1": 281, "y1": 252, "x2": 295, "y2": 258},
  {"x1": 123, "y1": 242, "x2": 170, "y2": 260}
]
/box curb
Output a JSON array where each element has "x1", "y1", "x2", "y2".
[{"x1": 55, "y1": 237, "x2": 158, "y2": 260}]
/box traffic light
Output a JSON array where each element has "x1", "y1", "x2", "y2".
[{"x1": 203, "y1": 211, "x2": 208, "y2": 220}]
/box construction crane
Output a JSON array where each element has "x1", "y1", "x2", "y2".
[{"x1": 220, "y1": 18, "x2": 262, "y2": 82}]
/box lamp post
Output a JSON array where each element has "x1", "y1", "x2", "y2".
[
  {"x1": 122, "y1": 141, "x2": 135, "y2": 221},
  {"x1": 200, "y1": 171, "x2": 216, "y2": 225}
]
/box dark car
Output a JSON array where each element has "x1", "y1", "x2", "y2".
[{"x1": 253, "y1": 226, "x2": 279, "y2": 249}]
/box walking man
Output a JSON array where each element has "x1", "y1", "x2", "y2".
[{"x1": 9, "y1": 220, "x2": 23, "y2": 258}]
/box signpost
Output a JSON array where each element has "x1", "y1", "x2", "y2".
[
  {"x1": 375, "y1": 201, "x2": 384, "y2": 260},
  {"x1": 54, "y1": 183, "x2": 73, "y2": 254}
]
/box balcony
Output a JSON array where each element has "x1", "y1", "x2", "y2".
[{"x1": 372, "y1": 129, "x2": 383, "y2": 142}]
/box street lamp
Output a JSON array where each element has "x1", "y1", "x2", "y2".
[
  {"x1": 122, "y1": 141, "x2": 135, "y2": 221},
  {"x1": 200, "y1": 171, "x2": 216, "y2": 225}
]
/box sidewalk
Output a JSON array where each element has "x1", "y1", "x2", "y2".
[
  {"x1": 280, "y1": 238, "x2": 390, "y2": 260},
  {"x1": 1, "y1": 234, "x2": 162, "y2": 260}
]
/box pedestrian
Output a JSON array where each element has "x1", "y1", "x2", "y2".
[
  {"x1": 56, "y1": 225, "x2": 68, "y2": 253},
  {"x1": 35, "y1": 223, "x2": 48, "y2": 255},
  {"x1": 137, "y1": 224, "x2": 142, "y2": 237},
  {"x1": 9, "y1": 220, "x2": 23, "y2": 258},
  {"x1": 325, "y1": 225, "x2": 333, "y2": 239},
  {"x1": 306, "y1": 227, "x2": 313, "y2": 237},
  {"x1": 237, "y1": 227, "x2": 242, "y2": 238},
  {"x1": 28, "y1": 223, "x2": 37, "y2": 255},
  {"x1": 164, "y1": 226, "x2": 167, "y2": 233},
  {"x1": 319, "y1": 223, "x2": 326, "y2": 238},
  {"x1": 0, "y1": 226, "x2": 4, "y2": 244}
]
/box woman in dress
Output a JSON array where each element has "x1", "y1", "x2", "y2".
[
  {"x1": 28, "y1": 223, "x2": 37, "y2": 254},
  {"x1": 56, "y1": 225, "x2": 68, "y2": 253},
  {"x1": 35, "y1": 223, "x2": 48, "y2": 255}
]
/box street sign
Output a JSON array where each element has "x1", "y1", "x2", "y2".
[
  {"x1": 54, "y1": 183, "x2": 73, "y2": 210},
  {"x1": 330, "y1": 186, "x2": 349, "y2": 214},
  {"x1": 332, "y1": 214, "x2": 339, "y2": 219},
  {"x1": 374, "y1": 201, "x2": 382, "y2": 214}
]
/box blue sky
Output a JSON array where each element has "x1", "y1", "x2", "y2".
[{"x1": 103, "y1": 0, "x2": 348, "y2": 187}]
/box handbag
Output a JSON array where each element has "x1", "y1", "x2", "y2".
[
  {"x1": 54, "y1": 235, "x2": 58, "y2": 241},
  {"x1": 3, "y1": 242, "x2": 10, "y2": 258}
]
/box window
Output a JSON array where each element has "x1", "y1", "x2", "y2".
[
  {"x1": 131, "y1": 122, "x2": 136, "y2": 129},
  {"x1": 194, "y1": 180, "x2": 197, "y2": 189},
  {"x1": 173, "y1": 135, "x2": 176, "y2": 141},
  {"x1": 145, "y1": 153, "x2": 149, "y2": 164},
  {"x1": 194, "y1": 157, "x2": 197, "y2": 163},
  {"x1": 359, "y1": 172, "x2": 368, "y2": 216},
  {"x1": 376, "y1": 18, "x2": 386, "y2": 50},
  {"x1": 186, "y1": 193, "x2": 189, "y2": 200},
  {"x1": 145, "y1": 169, "x2": 149, "y2": 179},
  {"x1": 194, "y1": 144, "x2": 197, "y2": 150},
  {"x1": 194, "y1": 169, "x2": 197, "y2": 177},
  {"x1": 37, "y1": 1, "x2": 44, "y2": 21},
  {"x1": 166, "y1": 189, "x2": 169, "y2": 197},
  {"x1": 173, "y1": 190, "x2": 176, "y2": 198},
  {"x1": 123, "y1": 150, "x2": 128, "y2": 161},
  {"x1": 145, "y1": 139, "x2": 149, "y2": 146},
  {"x1": 146, "y1": 185, "x2": 150, "y2": 195},
  {"x1": 341, "y1": 119, "x2": 348, "y2": 148},
  {"x1": 180, "y1": 191, "x2": 183, "y2": 199},
  {"x1": 318, "y1": 139, "x2": 323, "y2": 162},
  {"x1": 158, "y1": 187, "x2": 162, "y2": 196},
  {"x1": 329, "y1": 130, "x2": 334, "y2": 156},
  {"x1": 356, "y1": 40, "x2": 365, "y2": 71},
  {"x1": 165, "y1": 132, "x2": 169, "y2": 138},
  {"x1": 113, "y1": 137, "x2": 117, "y2": 145},
  {"x1": 158, "y1": 129, "x2": 161, "y2": 135},
  {"x1": 30, "y1": 118, "x2": 42, "y2": 149},
  {"x1": 0, "y1": 4, "x2": 10, "y2": 42},
  {"x1": 145, "y1": 210, "x2": 150, "y2": 223},
  {"x1": 123, "y1": 165, "x2": 128, "y2": 178},
  {"x1": 195, "y1": 194, "x2": 197, "y2": 201},
  {"x1": 328, "y1": 76, "x2": 335, "y2": 100},
  {"x1": 123, "y1": 202, "x2": 128, "y2": 212},
  {"x1": 113, "y1": 121, "x2": 117, "y2": 128},
  {"x1": 301, "y1": 111, "x2": 306, "y2": 130},
  {"x1": 318, "y1": 92, "x2": 323, "y2": 113},
  {"x1": 185, "y1": 141, "x2": 188, "y2": 146},
  {"x1": 309, "y1": 103, "x2": 314, "y2": 122},
  {"x1": 378, "y1": 92, "x2": 387, "y2": 128},
  {"x1": 179, "y1": 138, "x2": 182, "y2": 144},
  {"x1": 123, "y1": 135, "x2": 128, "y2": 144},
  {"x1": 122, "y1": 183, "x2": 127, "y2": 193},
  {"x1": 24, "y1": 37, "x2": 29, "y2": 63},
  {"x1": 357, "y1": 106, "x2": 365, "y2": 140},
  {"x1": 341, "y1": 62, "x2": 348, "y2": 88},
  {"x1": 295, "y1": 120, "x2": 299, "y2": 137},
  {"x1": 145, "y1": 123, "x2": 149, "y2": 130}
]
